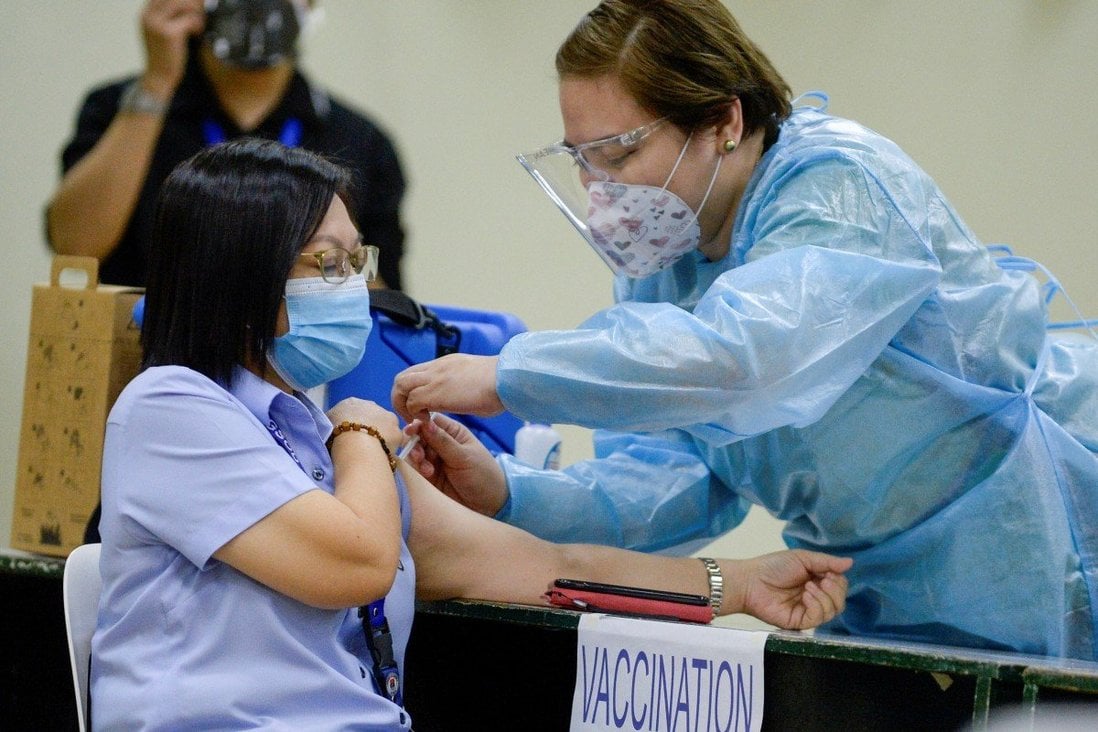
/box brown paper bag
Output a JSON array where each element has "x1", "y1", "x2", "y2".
[{"x1": 11, "y1": 256, "x2": 143, "y2": 556}]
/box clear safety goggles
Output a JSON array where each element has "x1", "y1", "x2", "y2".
[{"x1": 516, "y1": 118, "x2": 667, "y2": 238}]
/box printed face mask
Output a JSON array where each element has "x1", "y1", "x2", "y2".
[
  {"x1": 586, "y1": 135, "x2": 722, "y2": 278},
  {"x1": 267, "y1": 274, "x2": 372, "y2": 391},
  {"x1": 204, "y1": 0, "x2": 304, "y2": 69}
]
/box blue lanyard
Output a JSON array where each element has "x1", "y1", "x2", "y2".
[
  {"x1": 202, "y1": 116, "x2": 304, "y2": 147},
  {"x1": 263, "y1": 418, "x2": 403, "y2": 707},
  {"x1": 361, "y1": 599, "x2": 404, "y2": 707}
]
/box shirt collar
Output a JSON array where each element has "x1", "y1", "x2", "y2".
[{"x1": 228, "y1": 367, "x2": 332, "y2": 440}]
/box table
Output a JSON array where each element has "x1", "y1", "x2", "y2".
[
  {"x1": 403, "y1": 600, "x2": 1098, "y2": 731},
  {"x1": 5, "y1": 551, "x2": 1097, "y2": 731}
]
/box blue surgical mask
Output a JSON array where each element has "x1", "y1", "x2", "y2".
[{"x1": 267, "y1": 274, "x2": 372, "y2": 391}]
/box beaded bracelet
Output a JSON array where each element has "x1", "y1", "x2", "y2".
[{"x1": 328, "y1": 421, "x2": 398, "y2": 472}]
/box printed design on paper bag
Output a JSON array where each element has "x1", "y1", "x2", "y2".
[
  {"x1": 59, "y1": 467, "x2": 79, "y2": 493},
  {"x1": 63, "y1": 427, "x2": 84, "y2": 456},
  {"x1": 13, "y1": 257, "x2": 144, "y2": 556},
  {"x1": 39, "y1": 509, "x2": 62, "y2": 546}
]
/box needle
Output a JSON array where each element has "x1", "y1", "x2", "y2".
[
  {"x1": 396, "y1": 412, "x2": 437, "y2": 461},
  {"x1": 396, "y1": 434, "x2": 420, "y2": 462}
]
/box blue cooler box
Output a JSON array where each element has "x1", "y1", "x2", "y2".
[{"x1": 327, "y1": 294, "x2": 527, "y2": 455}]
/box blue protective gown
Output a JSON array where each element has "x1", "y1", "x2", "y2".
[{"x1": 494, "y1": 105, "x2": 1098, "y2": 659}]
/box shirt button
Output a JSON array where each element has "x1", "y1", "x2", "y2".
[{"x1": 312, "y1": 467, "x2": 325, "y2": 481}]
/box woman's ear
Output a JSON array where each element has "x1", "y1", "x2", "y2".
[{"x1": 713, "y1": 98, "x2": 745, "y2": 154}]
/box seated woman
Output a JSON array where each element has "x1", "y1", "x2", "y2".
[{"x1": 90, "y1": 138, "x2": 851, "y2": 730}]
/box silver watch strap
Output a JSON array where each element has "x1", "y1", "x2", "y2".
[
  {"x1": 119, "y1": 81, "x2": 169, "y2": 117},
  {"x1": 699, "y1": 557, "x2": 724, "y2": 618}
]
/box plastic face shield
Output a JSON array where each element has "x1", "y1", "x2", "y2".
[{"x1": 516, "y1": 118, "x2": 667, "y2": 267}]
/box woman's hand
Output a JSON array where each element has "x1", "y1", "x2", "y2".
[
  {"x1": 401, "y1": 413, "x2": 508, "y2": 517},
  {"x1": 724, "y1": 550, "x2": 853, "y2": 629},
  {"x1": 327, "y1": 397, "x2": 402, "y2": 450},
  {"x1": 391, "y1": 354, "x2": 504, "y2": 424}
]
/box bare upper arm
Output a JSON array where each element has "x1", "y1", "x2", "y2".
[{"x1": 212, "y1": 488, "x2": 399, "y2": 609}]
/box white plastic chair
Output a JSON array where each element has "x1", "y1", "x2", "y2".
[{"x1": 63, "y1": 543, "x2": 102, "y2": 732}]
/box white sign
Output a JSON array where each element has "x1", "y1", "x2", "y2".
[{"x1": 570, "y1": 615, "x2": 768, "y2": 732}]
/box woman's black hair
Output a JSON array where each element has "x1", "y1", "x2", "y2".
[{"x1": 141, "y1": 138, "x2": 353, "y2": 385}]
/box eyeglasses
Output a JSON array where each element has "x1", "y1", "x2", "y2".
[
  {"x1": 551, "y1": 117, "x2": 668, "y2": 180},
  {"x1": 298, "y1": 243, "x2": 379, "y2": 284}
]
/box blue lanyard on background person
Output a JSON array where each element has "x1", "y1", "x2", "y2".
[
  {"x1": 263, "y1": 417, "x2": 404, "y2": 708},
  {"x1": 201, "y1": 116, "x2": 304, "y2": 147}
]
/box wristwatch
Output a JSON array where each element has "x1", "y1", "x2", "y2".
[
  {"x1": 699, "y1": 557, "x2": 724, "y2": 618},
  {"x1": 118, "y1": 81, "x2": 169, "y2": 117}
]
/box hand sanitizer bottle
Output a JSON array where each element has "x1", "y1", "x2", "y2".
[{"x1": 514, "y1": 422, "x2": 562, "y2": 470}]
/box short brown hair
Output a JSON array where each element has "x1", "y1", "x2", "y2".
[{"x1": 557, "y1": 0, "x2": 791, "y2": 146}]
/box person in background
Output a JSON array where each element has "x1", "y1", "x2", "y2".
[
  {"x1": 90, "y1": 138, "x2": 851, "y2": 729},
  {"x1": 392, "y1": 0, "x2": 1098, "y2": 660},
  {"x1": 46, "y1": 0, "x2": 406, "y2": 290},
  {"x1": 51, "y1": 0, "x2": 408, "y2": 545}
]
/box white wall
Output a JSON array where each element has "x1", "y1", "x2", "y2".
[{"x1": 2, "y1": 1, "x2": 1096, "y2": 558}]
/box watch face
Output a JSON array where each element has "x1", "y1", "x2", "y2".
[{"x1": 204, "y1": 0, "x2": 302, "y2": 69}]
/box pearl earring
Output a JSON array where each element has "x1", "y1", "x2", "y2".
[{"x1": 723, "y1": 139, "x2": 737, "y2": 153}]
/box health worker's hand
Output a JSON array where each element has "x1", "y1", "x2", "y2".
[
  {"x1": 326, "y1": 398, "x2": 402, "y2": 452},
  {"x1": 400, "y1": 413, "x2": 508, "y2": 517},
  {"x1": 726, "y1": 550, "x2": 853, "y2": 630},
  {"x1": 391, "y1": 354, "x2": 503, "y2": 424},
  {"x1": 140, "y1": 0, "x2": 205, "y2": 98}
]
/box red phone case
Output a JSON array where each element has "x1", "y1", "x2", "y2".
[{"x1": 545, "y1": 586, "x2": 713, "y2": 624}]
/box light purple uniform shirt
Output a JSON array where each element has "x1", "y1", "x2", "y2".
[{"x1": 91, "y1": 365, "x2": 415, "y2": 730}]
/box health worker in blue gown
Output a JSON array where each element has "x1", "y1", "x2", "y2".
[
  {"x1": 92, "y1": 138, "x2": 851, "y2": 729},
  {"x1": 393, "y1": 0, "x2": 1098, "y2": 660}
]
